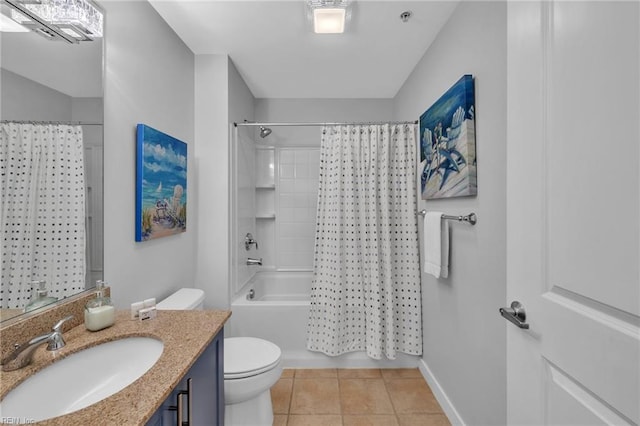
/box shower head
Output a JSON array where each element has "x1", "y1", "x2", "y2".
[{"x1": 259, "y1": 126, "x2": 272, "y2": 138}]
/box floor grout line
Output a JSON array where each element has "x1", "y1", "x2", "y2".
[
  {"x1": 380, "y1": 371, "x2": 400, "y2": 422},
  {"x1": 285, "y1": 372, "x2": 293, "y2": 426},
  {"x1": 336, "y1": 370, "x2": 343, "y2": 417},
  {"x1": 276, "y1": 368, "x2": 445, "y2": 426}
]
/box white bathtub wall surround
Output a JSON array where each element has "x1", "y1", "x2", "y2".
[
  {"x1": 228, "y1": 271, "x2": 420, "y2": 369},
  {"x1": 226, "y1": 60, "x2": 258, "y2": 304},
  {"x1": 276, "y1": 147, "x2": 320, "y2": 270},
  {"x1": 243, "y1": 98, "x2": 394, "y2": 282},
  {"x1": 255, "y1": 148, "x2": 275, "y2": 188},
  {"x1": 307, "y1": 123, "x2": 421, "y2": 360},
  {"x1": 254, "y1": 147, "x2": 276, "y2": 269},
  {"x1": 234, "y1": 126, "x2": 258, "y2": 293}
]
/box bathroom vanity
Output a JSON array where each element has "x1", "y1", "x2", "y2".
[
  {"x1": 148, "y1": 328, "x2": 224, "y2": 425},
  {"x1": 0, "y1": 309, "x2": 230, "y2": 425}
]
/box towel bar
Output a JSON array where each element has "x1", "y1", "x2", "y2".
[{"x1": 417, "y1": 210, "x2": 477, "y2": 225}]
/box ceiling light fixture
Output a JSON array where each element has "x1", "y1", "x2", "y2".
[
  {"x1": 307, "y1": 0, "x2": 352, "y2": 34},
  {"x1": 3, "y1": 0, "x2": 103, "y2": 43}
]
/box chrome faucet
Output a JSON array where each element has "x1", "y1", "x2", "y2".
[
  {"x1": 244, "y1": 233, "x2": 259, "y2": 251},
  {"x1": 246, "y1": 257, "x2": 263, "y2": 266},
  {"x1": 1, "y1": 315, "x2": 73, "y2": 372}
]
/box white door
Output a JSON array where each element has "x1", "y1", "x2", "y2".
[{"x1": 506, "y1": 1, "x2": 639, "y2": 425}]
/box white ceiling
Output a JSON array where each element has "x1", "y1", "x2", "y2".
[
  {"x1": 0, "y1": 1, "x2": 457, "y2": 99},
  {"x1": 149, "y1": 0, "x2": 459, "y2": 99},
  {"x1": 1, "y1": 31, "x2": 102, "y2": 98}
]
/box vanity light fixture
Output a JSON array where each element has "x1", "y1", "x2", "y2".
[
  {"x1": 307, "y1": 0, "x2": 352, "y2": 34},
  {"x1": 0, "y1": 10, "x2": 28, "y2": 32},
  {"x1": 3, "y1": 0, "x2": 103, "y2": 43}
]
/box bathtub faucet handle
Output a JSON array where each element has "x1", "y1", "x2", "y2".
[{"x1": 245, "y1": 233, "x2": 259, "y2": 251}]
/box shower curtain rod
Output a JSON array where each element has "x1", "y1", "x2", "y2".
[
  {"x1": 1, "y1": 120, "x2": 103, "y2": 126},
  {"x1": 234, "y1": 120, "x2": 418, "y2": 127}
]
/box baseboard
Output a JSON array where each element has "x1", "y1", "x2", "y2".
[{"x1": 418, "y1": 358, "x2": 465, "y2": 426}]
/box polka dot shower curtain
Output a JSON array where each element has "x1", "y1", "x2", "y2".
[
  {"x1": 1, "y1": 123, "x2": 86, "y2": 309},
  {"x1": 306, "y1": 123, "x2": 422, "y2": 359}
]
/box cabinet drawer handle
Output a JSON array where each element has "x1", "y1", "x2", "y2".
[{"x1": 169, "y1": 377, "x2": 192, "y2": 426}]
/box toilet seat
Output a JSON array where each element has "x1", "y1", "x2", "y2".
[{"x1": 224, "y1": 337, "x2": 282, "y2": 380}]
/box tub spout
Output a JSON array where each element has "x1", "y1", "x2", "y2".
[{"x1": 246, "y1": 258, "x2": 262, "y2": 266}]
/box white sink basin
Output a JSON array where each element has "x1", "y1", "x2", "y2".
[{"x1": 0, "y1": 337, "x2": 164, "y2": 422}]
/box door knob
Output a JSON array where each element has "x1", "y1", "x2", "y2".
[{"x1": 499, "y1": 301, "x2": 529, "y2": 329}]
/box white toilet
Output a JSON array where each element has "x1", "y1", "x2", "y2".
[
  {"x1": 157, "y1": 288, "x2": 283, "y2": 426},
  {"x1": 224, "y1": 337, "x2": 283, "y2": 425},
  {"x1": 156, "y1": 288, "x2": 206, "y2": 311}
]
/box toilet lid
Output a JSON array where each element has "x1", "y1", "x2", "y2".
[
  {"x1": 156, "y1": 288, "x2": 204, "y2": 310},
  {"x1": 224, "y1": 337, "x2": 282, "y2": 379}
]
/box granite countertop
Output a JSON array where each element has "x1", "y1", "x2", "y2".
[
  {"x1": 0, "y1": 309, "x2": 231, "y2": 425},
  {"x1": 0, "y1": 309, "x2": 25, "y2": 323}
]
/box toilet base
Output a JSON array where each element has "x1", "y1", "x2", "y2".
[{"x1": 224, "y1": 390, "x2": 273, "y2": 426}]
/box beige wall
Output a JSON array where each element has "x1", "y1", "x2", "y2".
[
  {"x1": 103, "y1": 1, "x2": 195, "y2": 308},
  {"x1": 393, "y1": 2, "x2": 508, "y2": 424}
]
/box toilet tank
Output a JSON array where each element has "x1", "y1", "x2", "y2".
[{"x1": 157, "y1": 288, "x2": 205, "y2": 310}]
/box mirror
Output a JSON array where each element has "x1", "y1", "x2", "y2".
[{"x1": 0, "y1": 6, "x2": 104, "y2": 323}]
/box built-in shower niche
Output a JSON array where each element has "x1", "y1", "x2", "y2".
[
  {"x1": 255, "y1": 189, "x2": 275, "y2": 218},
  {"x1": 255, "y1": 147, "x2": 276, "y2": 268}
]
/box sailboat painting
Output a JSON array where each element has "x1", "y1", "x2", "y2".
[
  {"x1": 419, "y1": 74, "x2": 477, "y2": 199},
  {"x1": 135, "y1": 124, "x2": 188, "y2": 242}
]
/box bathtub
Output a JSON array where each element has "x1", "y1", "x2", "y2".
[
  {"x1": 228, "y1": 271, "x2": 419, "y2": 368},
  {"x1": 234, "y1": 271, "x2": 312, "y2": 304}
]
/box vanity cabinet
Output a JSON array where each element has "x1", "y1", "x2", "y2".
[{"x1": 146, "y1": 329, "x2": 224, "y2": 426}]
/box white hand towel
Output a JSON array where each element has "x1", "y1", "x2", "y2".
[{"x1": 423, "y1": 211, "x2": 449, "y2": 278}]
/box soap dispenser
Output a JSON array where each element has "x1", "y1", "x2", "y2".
[
  {"x1": 23, "y1": 280, "x2": 58, "y2": 313},
  {"x1": 84, "y1": 280, "x2": 115, "y2": 331}
]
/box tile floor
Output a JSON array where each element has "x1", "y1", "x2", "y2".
[{"x1": 270, "y1": 368, "x2": 451, "y2": 426}]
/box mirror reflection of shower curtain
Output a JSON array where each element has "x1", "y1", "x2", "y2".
[
  {"x1": 0, "y1": 123, "x2": 86, "y2": 309},
  {"x1": 306, "y1": 123, "x2": 422, "y2": 360}
]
